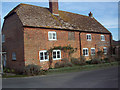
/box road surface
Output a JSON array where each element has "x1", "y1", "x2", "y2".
[{"x1": 2, "y1": 66, "x2": 119, "y2": 88}]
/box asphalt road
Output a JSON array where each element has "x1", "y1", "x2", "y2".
[{"x1": 2, "y1": 66, "x2": 119, "y2": 88}]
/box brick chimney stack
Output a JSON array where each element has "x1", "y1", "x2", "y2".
[{"x1": 49, "y1": 0, "x2": 59, "y2": 16}]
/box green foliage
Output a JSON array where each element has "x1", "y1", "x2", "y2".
[
  {"x1": 91, "y1": 58, "x2": 102, "y2": 64},
  {"x1": 71, "y1": 57, "x2": 86, "y2": 65},
  {"x1": 3, "y1": 68, "x2": 15, "y2": 73},
  {"x1": 23, "y1": 64, "x2": 42, "y2": 76},
  {"x1": 54, "y1": 61, "x2": 73, "y2": 68}
]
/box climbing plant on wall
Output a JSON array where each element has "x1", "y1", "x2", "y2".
[{"x1": 47, "y1": 45, "x2": 77, "y2": 68}]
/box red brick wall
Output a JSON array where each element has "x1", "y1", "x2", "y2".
[
  {"x1": 2, "y1": 13, "x2": 25, "y2": 71},
  {"x1": 81, "y1": 32, "x2": 111, "y2": 60},
  {"x1": 23, "y1": 27, "x2": 80, "y2": 69}
]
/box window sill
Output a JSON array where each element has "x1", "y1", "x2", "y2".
[
  {"x1": 53, "y1": 58, "x2": 61, "y2": 60},
  {"x1": 83, "y1": 55, "x2": 89, "y2": 56},
  {"x1": 87, "y1": 40, "x2": 92, "y2": 41},
  {"x1": 48, "y1": 39, "x2": 57, "y2": 41},
  {"x1": 40, "y1": 60, "x2": 49, "y2": 62}
]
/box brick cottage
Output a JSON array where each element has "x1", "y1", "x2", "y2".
[{"x1": 2, "y1": 0, "x2": 112, "y2": 71}]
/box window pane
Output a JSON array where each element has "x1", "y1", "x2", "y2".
[
  {"x1": 91, "y1": 49, "x2": 95, "y2": 55},
  {"x1": 57, "y1": 51, "x2": 60, "y2": 58},
  {"x1": 83, "y1": 50, "x2": 85, "y2": 56},
  {"x1": 53, "y1": 51, "x2": 56, "y2": 58},
  {"x1": 53, "y1": 33, "x2": 56, "y2": 39},
  {"x1": 40, "y1": 52, "x2": 43, "y2": 60},
  {"x1": 49, "y1": 33, "x2": 52, "y2": 39},
  {"x1": 12, "y1": 52, "x2": 16, "y2": 60},
  {"x1": 86, "y1": 49, "x2": 88, "y2": 55},
  {"x1": 44, "y1": 52, "x2": 48, "y2": 60}
]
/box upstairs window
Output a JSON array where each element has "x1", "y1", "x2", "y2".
[
  {"x1": 101, "y1": 35, "x2": 105, "y2": 41},
  {"x1": 12, "y1": 52, "x2": 16, "y2": 60},
  {"x1": 103, "y1": 47, "x2": 107, "y2": 54},
  {"x1": 2, "y1": 34, "x2": 5, "y2": 43},
  {"x1": 48, "y1": 31, "x2": 57, "y2": 40},
  {"x1": 86, "y1": 34, "x2": 91, "y2": 41},
  {"x1": 91, "y1": 48, "x2": 95, "y2": 55},
  {"x1": 52, "y1": 50, "x2": 61, "y2": 60},
  {"x1": 83, "y1": 48, "x2": 89, "y2": 56},
  {"x1": 39, "y1": 50, "x2": 49, "y2": 61}
]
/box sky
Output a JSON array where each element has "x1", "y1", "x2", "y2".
[{"x1": 0, "y1": 1, "x2": 119, "y2": 41}]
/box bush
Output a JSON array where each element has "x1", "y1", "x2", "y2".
[
  {"x1": 79, "y1": 56, "x2": 86, "y2": 65},
  {"x1": 71, "y1": 57, "x2": 86, "y2": 65},
  {"x1": 55, "y1": 62, "x2": 61, "y2": 68},
  {"x1": 3, "y1": 68, "x2": 15, "y2": 73},
  {"x1": 91, "y1": 58, "x2": 102, "y2": 64},
  {"x1": 86, "y1": 60, "x2": 92, "y2": 64},
  {"x1": 23, "y1": 64, "x2": 41, "y2": 76},
  {"x1": 71, "y1": 58, "x2": 79, "y2": 65},
  {"x1": 54, "y1": 61, "x2": 73, "y2": 68}
]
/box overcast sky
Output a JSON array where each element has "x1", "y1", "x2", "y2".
[{"x1": 0, "y1": 1, "x2": 119, "y2": 41}]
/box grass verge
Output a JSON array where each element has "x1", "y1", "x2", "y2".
[{"x1": 2, "y1": 61, "x2": 118, "y2": 78}]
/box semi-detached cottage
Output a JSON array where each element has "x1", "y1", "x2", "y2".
[{"x1": 2, "y1": 0, "x2": 112, "y2": 71}]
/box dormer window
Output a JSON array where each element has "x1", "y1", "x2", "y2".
[
  {"x1": 48, "y1": 31, "x2": 57, "y2": 40},
  {"x1": 101, "y1": 35, "x2": 105, "y2": 41},
  {"x1": 86, "y1": 34, "x2": 91, "y2": 41}
]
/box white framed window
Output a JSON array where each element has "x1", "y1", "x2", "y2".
[
  {"x1": 86, "y1": 34, "x2": 91, "y2": 41},
  {"x1": 103, "y1": 47, "x2": 107, "y2": 54},
  {"x1": 48, "y1": 31, "x2": 57, "y2": 40},
  {"x1": 101, "y1": 35, "x2": 105, "y2": 41},
  {"x1": 12, "y1": 52, "x2": 16, "y2": 60},
  {"x1": 83, "y1": 48, "x2": 89, "y2": 56},
  {"x1": 2, "y1": 34, "x2": 5, "y2": 43},
  {"x1": 52, "y1": 50, "x2": 61, "y2": 60},
  {"x1": 39, "y1": 50, "x2": 49, "y2": 61},
  {"x1": 91, "y1": 48, "x2": 95, "y2": 55}
]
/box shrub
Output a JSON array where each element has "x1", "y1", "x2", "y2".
[
  {"x1": 55, "y1": 62, "x2": 61, "y2": 68},
  {"x1": 54, "y1": 61, "x2": 73, "y2": 68},
  {"x1": 3, "y1": 68, "x2": 15, "y2": 73},
  {"x1": 23, "y1": 64, "x2": 41, "y2": 76},
  {"x1": 61, "y1": 58, "x2": 69, "y2": 63},
  {"x1": 91, "y1": 58, "x2": 102, "y2": 64},
  {"x1": 86, "y1": 60, "x2": 92, "y2": 64},
  {"x1": 71, "y1": 57, "x2": 86, "y2": 65},
  {"x1": 79, "y1": 56, "x2": 86, "y2": 65},
  {"x1": 103, "y1": 58, "x2": 109, "y2": 63},
  {"x1": 71, "y1": 58, "x2": 79, "y2": 65}
]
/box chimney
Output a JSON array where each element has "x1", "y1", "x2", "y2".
[
  {"x1": 49, "y1": 0, "x2": 59, "y2": 16},
  {"x1": 88, "y1": 12, "x2": 93, "y2": 18}
]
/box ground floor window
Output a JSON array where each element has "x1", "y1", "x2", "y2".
[
  {"x1": 103, "y1": 47, "x2": 107, "y2": 54},
  {"x1": 83, "y1": 48, "x2": 89, "y2": 56},
  {"x1": 12, "y1": 52, "x2": 16, "y2": 60},
  {"x1": 91, "y1": 48, "x2": 95, "y2": 55},
  {"x1": 39, "y1": 50, "x2": 49, "y2": 61},
  {"x1": 53, "y1": 50, "x2": 61, "y2": 60}
]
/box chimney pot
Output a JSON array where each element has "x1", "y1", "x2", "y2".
[{"x1": 88, "y1": 12, "x2": 93, "y2": 18}]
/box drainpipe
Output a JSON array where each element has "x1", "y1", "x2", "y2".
[{"x1": 79, "y1": 32, "x2": 82, "y2": 57}]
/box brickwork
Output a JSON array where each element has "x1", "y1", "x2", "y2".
[
  {"x1": 2, "y1": 13, "x2": 25, "y2": 72},
  {"x1": 23, "y1": 27, "x2": 80, "y2": 69},
  {"x1": 81, "y1": 32, "x2": 111, "y2": 60}
]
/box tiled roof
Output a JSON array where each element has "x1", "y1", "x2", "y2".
[{"x1": 5, "y1": 3, "x2": 111, "y2": 34}]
